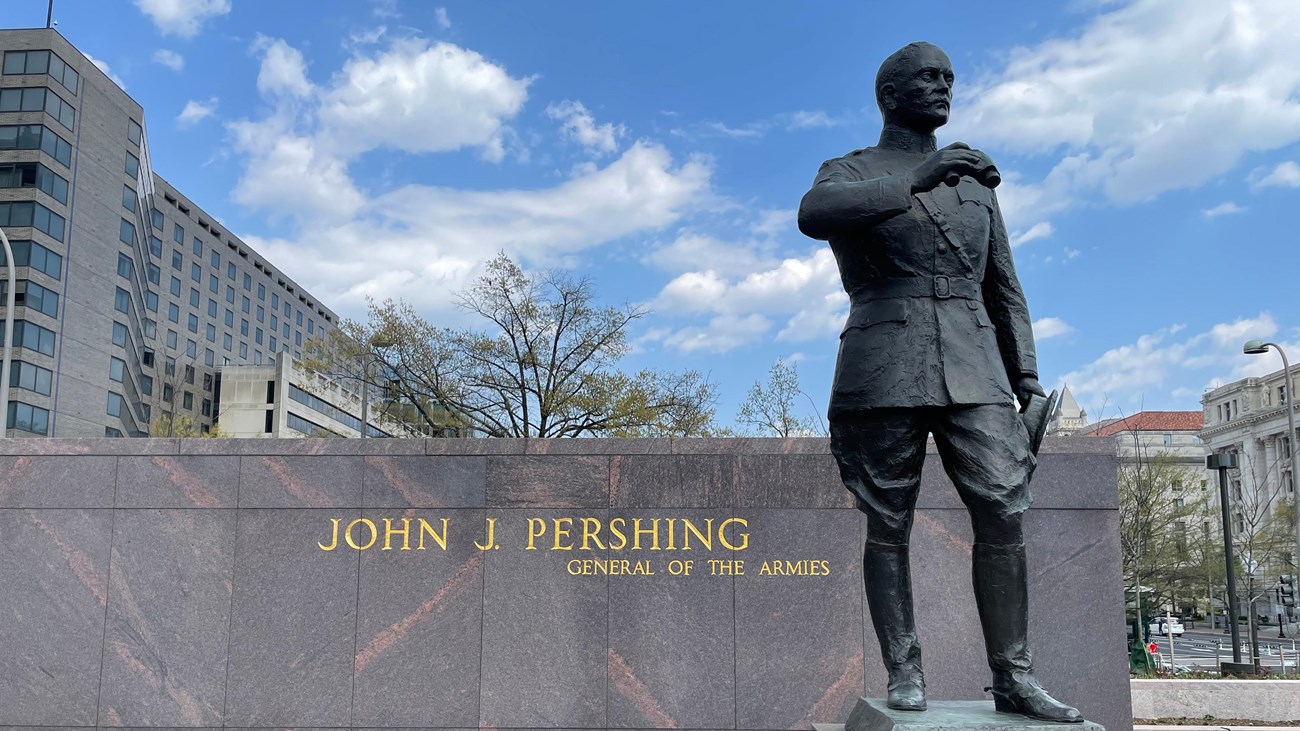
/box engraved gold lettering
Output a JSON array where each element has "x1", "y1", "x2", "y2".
[
  {"x1": 552, "y1": 517, "x2": 575, "y2": 550},
  {"x1": 608, "y1": 517, "x2": 628, "y2": 550},
  {"x1": 474, "y1": 517, "x2": 497, "y2": 550},
  {"x1": 526, "y1": 517, "x2": 546, "y2": 550},
  {"x1": 708, "y1": 558, "x2": 744, "y2": 575},
  {"x1": 382, "y1": 518, "x2": 411, "y2": 551},
  {"x1": 665, "y1": 518, "x2": 676, "y2": 550},
  {"x1": 580, "y1": 517, "x2": 607, "y2": 550},
  {"x1": 417, "y1": 517, "x2": 449, "y2": 551},
  {"x1": 346, "y1": 518, "x2": 378, "y2": 550},
  {"x1": 318, "y1": 517, "x2": 342, "y2": 551},
  {"x1": 631, "y1": 518, "x2": 660, "y2": 550},
  {"x1": 719, "y1": 517, "x2": 749, "y2": 550},
  {"x1": 681, "y1": 518, "x2": 712, "y2": 551}
]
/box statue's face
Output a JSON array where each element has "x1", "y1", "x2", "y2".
[{"x1": 883, "y1": 47, "x2": 954, "y2": 131}]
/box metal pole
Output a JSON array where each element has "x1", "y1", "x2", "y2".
[
  {"x1": 1273, "y1": 346, "x2": 1300, "y2": 584},
  {"x1": 1217, "y1": 458, "x2": 1243, "y2": 663},
  {"x1": 0, "y1": 228, "x2": 15, "y2": 439},
  {"x1": 46, "y1": 0, "x2": 54, "y2": 29},
  {"x1": 360, "y1": 358, "x2": 369, "y2": 440}
]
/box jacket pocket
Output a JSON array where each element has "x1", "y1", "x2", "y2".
[
  {"x1": 956, "y1": 180, "x2": 993, "y2": 210},
  {"x1": 967, "y1": 299, "x2": 993, "y2": 327},
  {"x1": 842, "y1": 299, "x2": 908, "y2": 337}
]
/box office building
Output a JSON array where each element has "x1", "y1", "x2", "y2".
[{"x1": 2, "y1": 28, "x2": 338, "y2": 437}]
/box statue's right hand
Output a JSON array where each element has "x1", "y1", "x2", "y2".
[{"x1": 908, "y1": 142, "x2": 989, "y2": 193}]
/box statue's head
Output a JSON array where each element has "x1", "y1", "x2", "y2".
[{"x1": 875, "y1": 42, "x2": 953, "y2": 132}]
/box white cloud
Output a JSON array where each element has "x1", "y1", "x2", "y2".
[
  {"x1": 133, "y1": 0, "x2": 230, "y2": 38},
  {"x1": 372, "y1": 0, "x2": 400, "y2": 18},
  {"x1": 226, "y1": 35, "x2": 715, "y2": 316},
  {"x1": 152, "y1": 49, "x2": 184, "y2": 71},
  {"x1": 647, "y1": 247, "x2": 847, "y2": 353},
  {"x1": 1011, "y1": 221, "x2": 1053, "y2": 247},
  {"x1": 435, "y1": 7, "x2": 451, "y2": 29},
  {"x1": 948, "y1": 0, "x2": 1300, "y2": 233},
  {"x1": 642, "y1": 314, "x2": 772, "y2": 354},
  {"x1": 785, "y1": 110, "x2": 839, "y2": 129},
  {"x1": 253, "y1": 36, "x2": 313, "y2": 99},
  {"x1": 318, "y1": 39, "x2": 530, "y2": 160},
  {"x1": 84, "y1": 53, "x2": 126, "y2": 90},
  {"x1": 546, "y1": 100, "x2": 623, "y2": 156},
  {"x1": 1033, "y1": 316, "x2": 1073, "y2": 340},
  {"x1": 1251, "y1": 160, "x2": 1300, "y2": 189},
  {"x1": 643, "y1": 232, "x2": 776, "y2": 277},
  {"x1": 1059, "y1": 313, "x2": 1283, "y2": 408},
  {"x1": 1201, "y1": 201, "x2": 1245, "y2": 218},
  {"x1": 177, "y1": 98, "x2": 217, "y2": 127}
]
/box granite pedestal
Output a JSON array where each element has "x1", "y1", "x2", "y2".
[
  {"x1": 815, "y1": 698, "x2": 1106, "y2": 731},
  {"x1": 0, "y1": 436, "x2": 1128, "y2": 730}
]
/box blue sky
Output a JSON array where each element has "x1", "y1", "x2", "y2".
[{"x1": 13, "y1": 0, "x2": 1300, "y2": 429}]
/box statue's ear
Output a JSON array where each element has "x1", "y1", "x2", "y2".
[{"x1": 880, "y1": 83, "x2": 897, "y2": 112}]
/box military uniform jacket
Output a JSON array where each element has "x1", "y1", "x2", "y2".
[{"x1": 798, "y1": 145, "x2": 1037, "y2": 416}]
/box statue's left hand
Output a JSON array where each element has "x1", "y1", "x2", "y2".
[{"x1": 1014, "y1": 376, "x2": 1047, "y2": 410}]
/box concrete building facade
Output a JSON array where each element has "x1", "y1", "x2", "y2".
[
  {"x1": 218, "y1": 357, "x2": 417, "y2": 439},
  {"x1": 1, "y1": 28, "x2": 338, "y2": 437}
]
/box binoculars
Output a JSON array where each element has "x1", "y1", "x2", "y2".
[{"x1": 945, "y1": 165, "x2": 1002, "y2": 189}]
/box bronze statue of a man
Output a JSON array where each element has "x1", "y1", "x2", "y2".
[{"x1": 797, "y1": 42, "x2": 1081, "y2": 723}]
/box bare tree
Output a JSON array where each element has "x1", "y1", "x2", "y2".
[
  {"x1": 735, "y1": 358, "x2": 824, "y2": 437},
  {"x1": 306, "y1": 253, "x2": 718, "y2": 438}
]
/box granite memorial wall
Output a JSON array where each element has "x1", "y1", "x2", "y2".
[{"x1": 0, "y1": 437, "x2": 1129, "y2": 730}]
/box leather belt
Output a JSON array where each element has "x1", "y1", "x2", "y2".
[{"x1": 849, "y1": 276, "x2": 981, "y2": 303}]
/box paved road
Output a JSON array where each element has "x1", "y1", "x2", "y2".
[{"x1": 1148, "y1": 628, "x2": 1300, "y2": 672}]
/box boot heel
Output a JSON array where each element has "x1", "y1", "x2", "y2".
[{"x1": 991, "y1": 694, "x2": 1015, "y2": 713}]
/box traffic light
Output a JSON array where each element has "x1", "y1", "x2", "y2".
[{"x1": 1281, "y1": 575, "x2": 1297, "y2": 607}]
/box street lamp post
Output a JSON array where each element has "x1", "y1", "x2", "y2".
[
  {"x1": 0, "y1": 227, "x2": 16, "y2": 440},
  {"x1": 1209, "y1": 452, "x2": 1247, "y2": 671},
  {"x1": 358, "y1": 335, "x2": 395, "y2": 439},
  {"x1": 1244, "y1": 340, "x2": 1300, "y2": 616}
]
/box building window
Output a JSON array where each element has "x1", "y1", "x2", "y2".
[
  {"x1": 257, "y1": 283, "x2": 265, "y2": 300},
  {"x1": 163, "y1": 384, "x2": 174, "y2": 403},
  {"x1": 0, "y1": 124, "x2": 72, "y2": 167},
  {"x1": 0, "y1": 87, "x2": 75, "y2": 129},
  {"x1": 8, "y1": 360, "x2": 53, "y2": 396},
  {"x1": 204, "y1": 349, "x2": 214, "y2": 366},
  {"x1": 169, "y1": 277, "x2": 181, "y2": 297},
  {"x1": 150, "y1": 208, "x2": 163, "y2": 231},
  {"x1": 191, "y1": 263, "x2": 201, "y2": 283},
  {"x1": 2, "y1": 320, "x2": 57, "y2": 356},
  {"x1": 226, "y1": 286, "x2": 235, "y2": 305},
  {"x1": 0, "y1": 200, "x2": 66, "y2": 241},
  {"x1": 1280, "y1": 386, "x2": 1288, "y2": 405},
  {"x1": 114, "y1": 287, "x2": 130, "y2": 314},
  {"x1": 184, "y1": 365, "x2": 195, "y2": 385},
  {"x1": 223, "y1": 333, "x2": 232, "y2": 351},
  {"x1": 122, "y1": 185, "x2": 137, "y2": 213},
  {"x1": 6, "y1": 401, "x2": 50, "y2": 435},
  {"x1": 173, "y1": 222, "x2": 184, "y2": 244},
  {"x1": 271, "y1": 293, "x2": 279, "y2": 309},
  {"x1": 128, "y1": 119, "x2": 142, "y2": 146},
  {"x1": 113, "y1": 321, "x2": 128, "y2": 347},
  {"x1": 171, "y1": 250, "x2": 183, "y2": 271},
  {"x1": 191, "y1": 237, "x2": 201, "y2": 257},
  {"x1": 187, "y1": 313, "x2": 198, "y2": 333},
  {"x1": 255, "y1": 328, "x2": 263, "y2": 345},
  {"x1": 182, "y1": 391, "x2": 194, "y2": 410},
  {"x1": 241, "y1": 296, "x2": 250, "y2": 314},
  {"x1": 189, "y1": 288, "x2": 199, "y2": 307},
  {"x1": 3, "y1": 50, "x2": 79, "y2": 93},
  {"x1": 224, "y1": 309, "x2": 234, "y2": 327},
  {"x1": 105, "y1": 427, "x2": 123, "y2": 437},
  {"x1": 243, "y1": 273, "x2": 252, "y2": 291},
  {"x1": 208, "y1": 274, "x2": 218, "y2": 294},
  {"x1": 166, "y1": 329, "x2": 177, "y2": 348},
  {"x1": 146, "y1": 290, "x2": 159, "y2": 311},
  {"x1": 1, "y1": 239, "x2": 62, "y2": 279},
  {"x1": 0, "y1": 161, "x2": 69, "y2": 203},
  {"x1": 256, "y1": 305, "x2": 264, "y2": 323},
  {"x1": 210, "y1": 249, "x2": 219, "y2": 268},
  {"x1": 207, "y1": 323, "x2": 216, "y2": 343},
  {"x1": 109, "y1": 357, "x2": 125, "y2": 382},
  {"x1": 1, "y1": 279, "x2": 60, "y2": 318},
  {"x1": 128, "y1": 153, "x2": 142, "y2": 179},
  {"x1": 117, "y1": 253, "x2": 134, "y2": 279},
  {"x1": 186, "y1": 339, "x2": 197, "y2": 357},
  {"x1": 201, "y1": 398, "x2": 211, "y2": 417},
  {"x1": 150, "y1": 236, "x2": 162, "y2": 258},
  {"x1": 227, "y1": 261, "x2": 236, "y2": 280},
  {"x1": 107, "y1": 392, "x2": 125, "y2": 418}
]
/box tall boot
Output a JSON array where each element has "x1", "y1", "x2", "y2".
[
  {"x1": 971, "y1": 542, "x2": 1082, "y2": 723},
  {"x1": 864, "y1": 542, "x2": 926, "y2": 711}
]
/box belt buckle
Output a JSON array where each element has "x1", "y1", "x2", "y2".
[{"x1": 934, "y1": 275, "x2": 951, "y2": 298}]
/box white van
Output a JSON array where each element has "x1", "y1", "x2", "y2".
[{"x1": 1148, "y1": 616, "x2": 1185, "y2": 637}]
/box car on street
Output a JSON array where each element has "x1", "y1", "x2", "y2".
[{"x1": 1148, "y1": 616, "x2": 1185, "y2": 637}]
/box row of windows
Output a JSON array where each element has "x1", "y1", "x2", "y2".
[
  {"x1": 6, "y1": 401, "x2": 49, "y2": 435},
  {"x1": 2, "y1": 50, "x2": 79, "y2": 94},
  {"x1": 289, "y1": 384, "x2": 387, "y2": 436},
  {"x1": 156, "y1": 198, "x2": 332, "y2": 326},
  {"x1": 286, "y1": 411, "x2": 338, "y2": 437},
  {"x1": 8, "y1": 360, "x2": 53, "y2": 396},
  {"x1": 0, "y1": 200, "x2": 66, "y2": 241},
  {"x1": 0, "y1": 87, "x2": 75, "y2": 129},
  {"x1": 0, "y1": 239, "x2": 62, "y2": 280},
  {"x1": 1, "y1": 279, "x2": 59, "y2": 318},
  {"x1": 0, "y1": 162, "x2": 69, "y2": 204},
  {"x1": 2, "y1": 319, "x2": 56, "y2": 356},
  {"x1": 0, "y1": 124, "x2": 72, "y2": 167}
]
